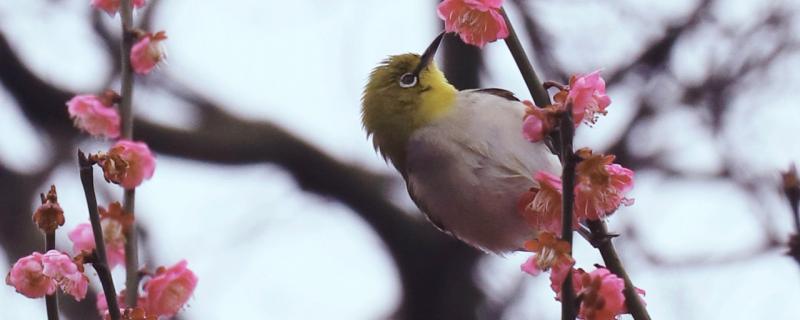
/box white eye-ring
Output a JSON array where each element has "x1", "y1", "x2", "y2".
[{"x1": 399, "y1": 73, "x2": 418, "y2": 88}]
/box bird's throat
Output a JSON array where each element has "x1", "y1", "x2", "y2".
[{"x1": 416, "y1": 70, "x2": 457, "y2": 126}]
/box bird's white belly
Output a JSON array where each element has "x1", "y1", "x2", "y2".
[
  {"x1": 405, "y1": 91, "x2": 561, "y2": 253},
  {"x1": 408, "y1": 156, "x2": 538, "y2": 252}
]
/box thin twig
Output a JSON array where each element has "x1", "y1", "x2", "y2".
[
  {"x1": 782, "y1": 165, "x2": 800, "y2": 266},
  {"x1": 586, "y1": 220, "x2": 651, "y2": 320},
  {"x1": 44, "y1": 229, "x2": 59, "y2": 320},
  {"x1": 558, "y1": 109, "x2": 577, "y2": 320},
  {"x1": 501, "y1": 7, "x2": 562, "y2": 156},
  {"x1": 783, "y1": 165, "x2": 800, "y2": 231},
  {"x1": 78, "y1": 151, "x2": 121, "y2": 320},
  {"x1": 123, "y1": 189, "x2": 138, "y2": 305},
  {"x1": 500, "y1": 8, "x2": 551, "y2": 108},
  {"x1": 119, "y1": 0, "x2": 141, "y2": 307}
]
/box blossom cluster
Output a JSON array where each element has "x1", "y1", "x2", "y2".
[
  {"x1": 436, "y1": 1, "x2": 645, "y2": 318},
  {"x1": 5, "y1": 251, "x2": 88, "y2": 300},
  {"x1": 5, "y1": 2, "x2": 194, "y2": 319},
  {"x1": 520, "y1": 232, "x2": 646, "y2": 320},
  {"x1": 66, "y1": 3, "x2": 164, "y2": 186},
  {"x1": 515, "y1": 71, "x2": 639, "y2": 319},
  {"x1": 518, "y1": 146, "x2": 635, "y2": 236},
  {"x1": 522, "y1": 70, "x2": 612, "y2": 143}
]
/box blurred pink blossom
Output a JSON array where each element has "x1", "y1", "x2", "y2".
[
  {"x1": 97, "y1": 291, "x2": 148, "y2": 320},
  {"x1": 549, "y1": 259, "x2": 576, "y2": 299},
  {"x1": 91, "y1": 0, "x2": 146, "y2": 17},
  {"x1": 4, "y1": 252, "x2": 56, "y2": 298},
  {"x1": 68, "y1": 223, "x2": 95, "y2": 253},
  {"x1": 68, "y1": 221, "x2": 126, "y2": 269},
  {"x1": 131, "y1": 31, "x2": 167, "y2": 75},
  {"x1": 437, "y1": 0, "x2": 508, "y2": 48},
  {"x1": 142, "y1": 260, "x2": 198, "y2": 317},
  {"x1": 574, "y1": 268, "x2": 627, "y2": 320},
  {"x1": 66, "y1": 94, "x2": 120, "y2": 138},
  {"x1": 101, "y1": 218, "x2": 127, "y2": 268}
]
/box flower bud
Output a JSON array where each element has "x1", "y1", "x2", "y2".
[{"x1": 32, "y1": 186, "x2": 65, "y2": 234}]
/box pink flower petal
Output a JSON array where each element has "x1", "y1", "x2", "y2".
[
  {"x1": 41, "y1": 250, "x2": 88, "y2": 301},
  {"x1": 91, "y1": 0, "x2": 147, "y2": 16},
  {"x1": 520, "y1": 255, "x2": 543, "y2": 276},
  {"x1": 68, "y1": 223, "x2": 95, "y2": 255},
  {"x1": 437, "y1": 0, "x2": 508, "y2": 48}
]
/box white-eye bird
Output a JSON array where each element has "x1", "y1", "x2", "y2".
[{"x1": 361, "y1": 33, "x2": 561, "y2": 253}]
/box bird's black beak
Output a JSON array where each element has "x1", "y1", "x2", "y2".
[{"x1": 412, "y1": 32, "x2": 445, "y2": 76}]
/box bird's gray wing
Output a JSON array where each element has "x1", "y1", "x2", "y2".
[{"x1": 405, "y1": 181, "x2": 452, "y2": 235}]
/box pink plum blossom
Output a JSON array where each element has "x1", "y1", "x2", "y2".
[
  {"x1": 41, "y1": 250, "x2": 89, "y2": 301},
  {"x1": 573, "y1": 268, "x2": 627, "y2": 320},
  {"x1": 5, "y1": 252, "x2": 56, "y2": 298},
  {"x1": 521, "y1": 100, "x2": 548, "y2": 143},
  {"x1": 437, "y1": 0, "x2": 508, "y2": 48},
  {"x1": 567, "y1": 70, "x2": 611, "y2": 126},
  {"x1": 100, "y1": 218, "x2": 127, "y2": 268},
  {"x1": 142, "y1": 260, "x2": 198, "y2": 317},
  {"x1": 546, "y1": 266, "x2": 646, "y2": 319},
  {"x1": 91, "y1": 0, "x2": 146, "y2": 17},
  {"x1": 68, "y1": 223, "x2": 95, "y2": 255},
  {"x1": 518, "y1": 171, "x2": 569, "y2": 236},
  {"x1": 521, "y1": 114, "x2": 546, "y2": 142},
  {"x1": 548, "y1": 259, "x2": 576, "y2": 300},
  {"x1": 68, "y1": 221, "x2": 126, "y2": 269},
  {"x1": 100, "y1": 140, "x2": 156, "y2": 189},
  {"x1": 521, "y1": 100, "x2": 561, "y2": 143},
  {"x1": 520, "y1": 232, "x2": 574, "y2": 278},
  {"x1": 574, "y1": 149, "x2": 634, "y2": 221},
  {"x1": 131, "y1": 31, "x2": 167, "y2": 75},
  {"x1": 66, "y1": 94, "x2": 120, "y2": 138}
]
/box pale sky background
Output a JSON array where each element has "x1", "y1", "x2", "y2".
[{"x1": 2, "y1": 0, "x2": 800, "y2": 319}]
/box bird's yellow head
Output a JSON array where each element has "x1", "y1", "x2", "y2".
[{"x1": 361, "y1": 33, "x2": 457, "y2": 173}]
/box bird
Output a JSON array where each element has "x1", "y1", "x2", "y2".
[{"x1": 361, "y1": 33, "x2": 562, "y2": 253}]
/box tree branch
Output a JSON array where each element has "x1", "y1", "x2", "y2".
[{"x1": 78, "y1": 151, "x2": 121, "y2": 320}]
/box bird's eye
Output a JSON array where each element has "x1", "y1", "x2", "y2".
[{"x1": 399, "y1": 73, "x2": 418, "y2": 88}]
